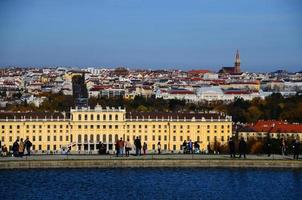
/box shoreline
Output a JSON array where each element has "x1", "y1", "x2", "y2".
[{"x1": 0, "y1": 155, "x2": 301, "y2": 169}]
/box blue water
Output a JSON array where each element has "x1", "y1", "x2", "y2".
[{"x1": 0, "y1": 168, "x2": 301, "y2": 200}]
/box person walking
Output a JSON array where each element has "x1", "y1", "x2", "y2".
[
  {"x1": 281, "y1": 138, "x2": 287, "y2": 156},
  {"x1": 266, "y1": 139, "x2": 272, "y2": 157},
  {"x1": 238, "y1": 137, "x2": 247, "y2": 159},
  {"x1": 293, "y1": 139, "x2": 300, "y2": 160},
  {"x1": 18, "y1": 138, "x2": 25, "y2": 157},
  {"x1": 98, "y1": 141, "x2": 106, "y2": 155},
  {"x1": 182, "y1": 140, "x2": 187, "y2": 154},
  {"x1": 2, "y1": 144, "x2": 8, "y2": 156},
  {"x1": 12, "y1": 139, "x2": 19, "y2": 157},
  {"x1": 24, "y1": 137, "x2": 32, "y2": 156},
  {"x1": 157, "y1": 142, "x2": 161, "y2": 155},
  {"x1": 118, "y1": 138, "x2": 124, "y2": 157},
  {"x1": 115, "y1": 140, "x2": 119, "y2": 157},
  {"x1": 134, "y1": 137, "x2": 141, "y2": 156},
  {"x1": 228, "y1": 137, "x2": 235, "y2": 158},
  {"x1": 143, "y1": 142, "x2": 147, "y2": 155},
  {"x1": 98, "y1": 141, "x2": 102, "y2": 154},
  {"x1": 188, "y1": 140, "x2": 193, "y2": 154},
  {"x1": 125, "y1": 139, "x2": 132, "y2": 157}
]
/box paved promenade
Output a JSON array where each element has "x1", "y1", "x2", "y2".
[{"x1": 0, "y1": 153, "x2": 299, "y2": 161}]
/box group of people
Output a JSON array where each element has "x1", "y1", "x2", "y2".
[
  {"x1": 229, "y1": 137, "x2": 301, "y2": 159},
  {"x1": 228, "y1": 137, "x2": 247, "y2": 158},
  {"x1": 273, "y1": 138, "x2": 300, "y2": 160},
  {"x1": 0, "y1": 141, "x2": 8, "y2": 156},
  {"x1": 11, "y1": 138, "x2": 32, "y2": 157},
  {"x1": 112, "y1": 137, "x2": 148, "y2": 157},
  {"x1": 182, "y1": 140, "x2": 200, "y2": 154}
]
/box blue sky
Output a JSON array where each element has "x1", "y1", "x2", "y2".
[{"x1": 0, "y1": 0, "x2": 301, "y2": 72}]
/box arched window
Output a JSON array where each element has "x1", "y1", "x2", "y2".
[
  {"x1": 197, "y1": 136, "x2": 200, "y2": 142},
  {"x1": 103, "y1": 135, "x2": 106, "y2": 142},
  {"x1": 78, "y1": 114, "x2": 81, "y2": 121},
  {"x1": 84, "y1": 134, "x2": 88, "y2": 143},
  {"x1": 97, "y1": 114, "x2": 100, "y2": 121},
  {"x1": 91, "y1": 114, "x2": 94, "y2": 121},
  {"x1": 109, "y1": 114, "x2": 112, "y2": 121},
  {"x1": 84, "y1": 114, "x2": 88, "y2": 121},
  {"x1": 115, "y1": 114, "x2": 118, "y2": 121},
  {"x1": 109, "y1": 134, "x2": 112, "y2": 142},
  {"x1": 103, "y1": 114, "x2": 106, "y2": 121},
  {"x1": 115, "y1": 134, "x2": 118, "y2": 142},
  {"x1": 90, "y1": 134, "x2": 94, "y2": 142},
  {"x1": 78, "y1": 135, "x2": 82, "y2": 143},
  {"x1": 97, "y1": 134, "x2": 100, "y2": 142}
]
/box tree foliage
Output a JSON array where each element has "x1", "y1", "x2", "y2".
[{"x1": 4, "y1": 92, "x2": 302, "y2": 123}]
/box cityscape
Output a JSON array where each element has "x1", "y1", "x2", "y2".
[{"x1": 0, "y1": 1, "x2": 302, "y2": 200}]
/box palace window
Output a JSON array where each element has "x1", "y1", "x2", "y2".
[
  {"x1": 78, "y1": 114, "x2": 81, "y2": 121},
  {"x1": 97, "y1": 135, "x2": 100, "y2": 142}
]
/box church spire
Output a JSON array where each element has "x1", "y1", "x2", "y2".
[{"x1": 234, "y1": 49, "x2": 240, "y2": 73}]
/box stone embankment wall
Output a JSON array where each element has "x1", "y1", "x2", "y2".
[{"x1": 0, "y1": 159, "x2": 301, "y2": 169}]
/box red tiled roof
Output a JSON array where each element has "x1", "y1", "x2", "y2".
[
  {"x1": 191, "y1": 77, "x2": 203, "y2": 81},
  {"x1": 188, "y1": 70, "x2": 210, "y2": 75},
  {"x1": 245, "y1": 120, "x2": 302, "y2": 133},
  {"x1": 169, "y1": 90, "x2": 194, "y2": 95}
]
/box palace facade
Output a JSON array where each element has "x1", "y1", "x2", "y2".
[{"x1": 0, "y1": 106, "x2": 232, "y2": 153}]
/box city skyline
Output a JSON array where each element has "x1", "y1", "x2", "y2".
[{"x1": 0, "y1": 0, "x2": 301, "y2": 72}]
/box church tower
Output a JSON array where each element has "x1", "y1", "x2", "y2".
[{"x1": 234, "y1": 49, "x2": 240, "y2": 73}]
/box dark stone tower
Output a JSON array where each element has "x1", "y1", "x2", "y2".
[{"x1": 234, "y1": 49, "x2": 240, "y2": 73}]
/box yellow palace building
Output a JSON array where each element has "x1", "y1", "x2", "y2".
[{"x1": 0, "y1": 105, "x2": 232, "y2": 153}]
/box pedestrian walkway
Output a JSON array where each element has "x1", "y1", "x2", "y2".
[{"x1": 0, "y1": 154, "x2": 298, "y2": 161}]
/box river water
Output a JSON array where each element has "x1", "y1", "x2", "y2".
[{"x1": 0, "y1": 168, "x2": 301, "y2": 200}]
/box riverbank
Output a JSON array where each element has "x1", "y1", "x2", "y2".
[{"x1": 0, "y1": 154, "x2": 301, "y2": 169}]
